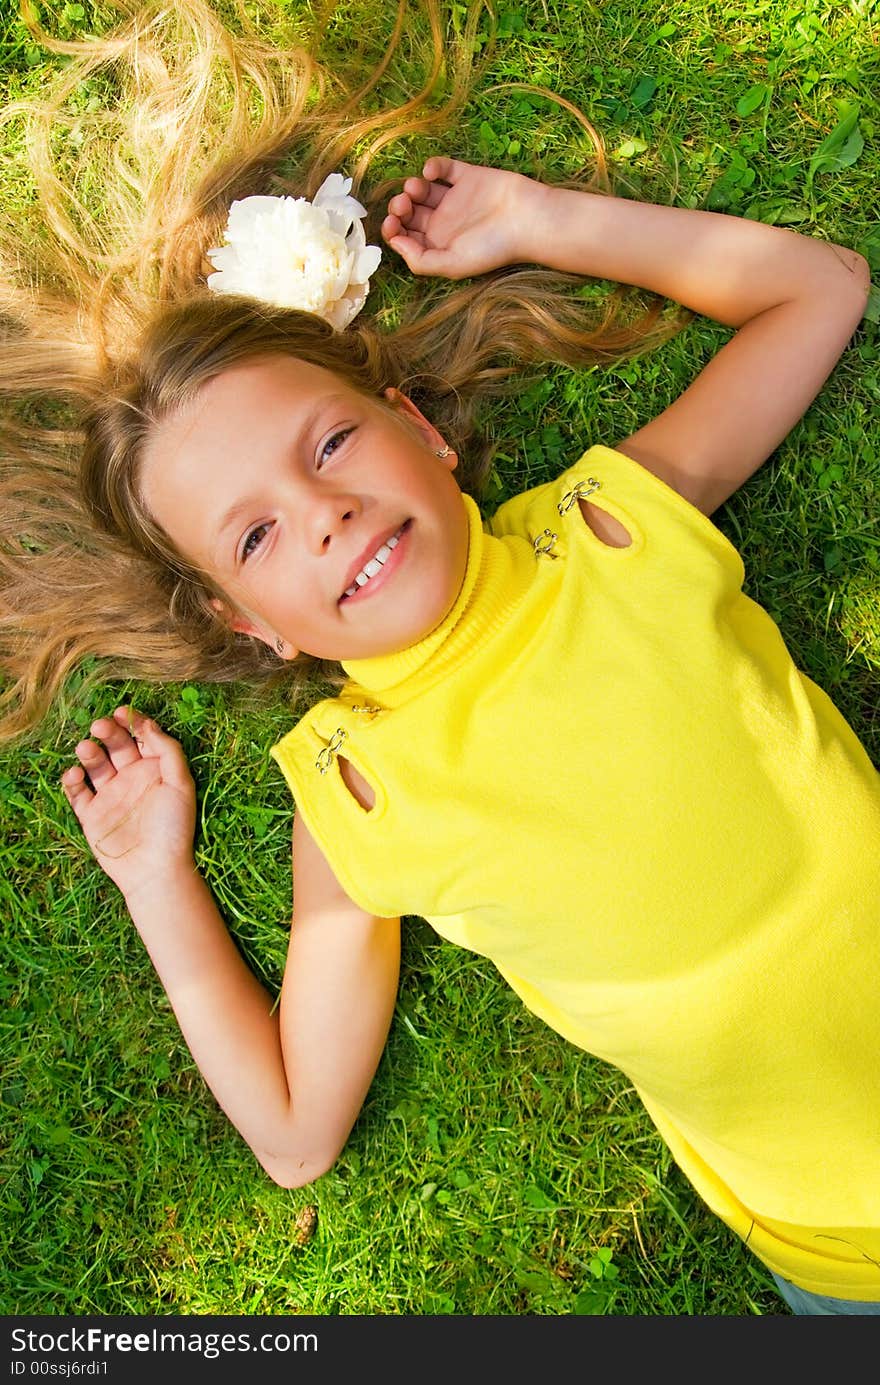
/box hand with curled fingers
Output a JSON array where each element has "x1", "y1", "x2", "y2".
[
  {"x1": 61, "y1": 707, "x2": 197, "y2": 904},
  {"x1": 380, "y1": 156, "x2": 548, "y2": 280}
]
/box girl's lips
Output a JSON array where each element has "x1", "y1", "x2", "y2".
[{"x1": 338, "y1": 519, "x2": 411, "y2": 605}]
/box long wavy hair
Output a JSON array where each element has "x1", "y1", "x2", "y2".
[{"x1": 0, "y1": 0, "x2": 682, "y2": 742}]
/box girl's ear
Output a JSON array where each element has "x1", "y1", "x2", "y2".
[
  {"x1": 383, "y1": 386, "x2": 457, "y2": 468},
  {"x1": 209, "y1": 597, "x2": 298, "y2": 658}
]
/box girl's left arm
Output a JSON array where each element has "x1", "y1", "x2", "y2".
[{"x1": 384, "y1": 159, "x2": 870, "y2": 514}]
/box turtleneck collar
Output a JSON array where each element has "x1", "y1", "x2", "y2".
[{"x1": 342, "y1": 492, "x2": 533, "y2": 703}]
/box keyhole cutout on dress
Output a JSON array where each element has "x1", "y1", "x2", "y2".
[
  {"x1": 578, "y1": 498, "x2": 632, "y2": 548},
  {"x1": 339, "y1": 755, "x2": 376, "y2": 811}
]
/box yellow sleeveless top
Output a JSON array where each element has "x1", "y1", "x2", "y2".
[{"x1": 271, "y1": 445, "x2": 880, "y2": 1299}]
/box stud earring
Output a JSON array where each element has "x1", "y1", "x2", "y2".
[
  {"x1": 435, "y1": 445, "x2": 451, "y2": 458},
  {"x1": 275, "y1": 636, "x2": 285, "y2": 655}
]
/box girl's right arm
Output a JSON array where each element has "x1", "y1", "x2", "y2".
[
  {"x1": 383, "y1": 159, "x2": 870, "y2": 516},
  {"x1": 62, "y1": 706, "x2": 400, "y2": 1189}
]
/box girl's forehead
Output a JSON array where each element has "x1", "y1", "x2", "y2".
[
  {"x1": 201, "y1": 353, "x2": 354, "y2": 406},
  {"x1": 148, "y1": 357, "x2": 357, "y2": 460}
]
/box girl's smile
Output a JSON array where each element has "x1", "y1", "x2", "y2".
[
  {"x1": 139, "y1": 357, "x2": 470, "y2": 663},
  {"x1": 338, "y1": 519, "x2": 411, "y2": 603}
]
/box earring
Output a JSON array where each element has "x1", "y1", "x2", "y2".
[
  {"x1": 275, "y1": 636, "x2": 285, "y2": 655},
  {"x1": 435, "y1": 445, "x2": 451, "y2": 458}
]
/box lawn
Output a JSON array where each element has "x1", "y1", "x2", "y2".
[{"x1": 1, "y1": 0, "x2": 878, "y2": 1317}]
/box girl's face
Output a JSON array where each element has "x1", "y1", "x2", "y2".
[{"x1": 140, "y1": 355, "x2": 470, "y2": 663}]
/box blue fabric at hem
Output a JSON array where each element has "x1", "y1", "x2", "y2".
[{"x1": 771, "y1": 1272, "x2": 880, "y2": 1315}]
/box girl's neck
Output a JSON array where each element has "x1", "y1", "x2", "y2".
[{"x1": 342, "y1": 494, "x2": 532, "y2": 702}]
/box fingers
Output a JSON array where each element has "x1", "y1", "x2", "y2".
[
  {"x1": 67, "y1": 707, "x2": 141, "y2": 793},
  {"x1": 71, "y1": 734, "x2": 118, "y2": 790},
  {"x1": 381, "y1": 212, "x2": 401, "y2": 245},
  {"x1": 422, "y1": 156, "x2": 471, "y2": 186},
  {"x1": 60, "y1": 706, "x2": 192, "y2": 804},
  {"x1": 381, "y1": 235, "x2": 446, "y2": 277},
  {"x1": 92, "y1": 713, "x2": 144, "y2": 770},
  {"x1": 402, "y1": 176, "x2": 447, "y2": 208},
  {"x1": 115, "y1": 706, "x2": 193, "y2": 793},
  {"x1": 383, "y1": 167, "x2": 451, "y2": 231},
  {"x1": 399, "y1": 204, "x2": 433, "y2": 236},
  {"x1": 385, "y1": 157, "x2": 469, "y2": 226},
  {"x1": 60, "y1": 764, "x2": 95, "y2": 821},
  {"x1": 381, "y1": 190, "x2": 439, "y2": 272},
  {"x1": 381, "y1": 214, "x2": 428, "y2": 249},
  {"x1": 384, "y1": 192, "x2": 434, "y2": 235}
]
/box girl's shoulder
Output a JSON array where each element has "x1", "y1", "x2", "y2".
[
  {"x1": 271, "y1": 691, "x2": 355, "y2": 783},
  {"x1": 488, "y1": 442, "x2": 745, "y2": 576},
  {"x1": 487, "y1": 443, "x2": 657, "y2": 538}
]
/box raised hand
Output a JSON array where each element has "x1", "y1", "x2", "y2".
[
  {"x1": 61, "y1": 707, "x2": 197, "y2": 904},
  {"x1": 381, "y1": 156, "x2": 546, "y2": 279}
]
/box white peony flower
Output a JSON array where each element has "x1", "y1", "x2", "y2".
[{"x1": 205, "y1": 173, "x2": 382, "y2": 330}]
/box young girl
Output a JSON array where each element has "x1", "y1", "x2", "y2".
[{"x1": 2, "y1": 1, "x2": 877, "y2": 1316}]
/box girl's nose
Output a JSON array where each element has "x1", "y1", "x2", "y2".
[{"x1": 302, "y1": 488, "x2": 362, "y2": 554}]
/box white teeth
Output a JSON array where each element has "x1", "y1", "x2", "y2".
[{"x1": 343, "y1": 526, "x2": 404, "y2": 599}]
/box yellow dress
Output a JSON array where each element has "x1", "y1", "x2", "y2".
[{"x1": 272, "y1": 445, "x2": 880, "y2": 1299}]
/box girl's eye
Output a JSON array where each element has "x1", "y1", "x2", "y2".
[
  {"x1": 241, "y1": 522, "x2": 271, "y2": 561},
  {"x1": 318, "y1": 428, "x2": 353, "y2": 466}
]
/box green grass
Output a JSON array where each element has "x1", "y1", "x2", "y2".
[{"x1": 1, "y1": 0, "x2": 879, "y2": 1317}]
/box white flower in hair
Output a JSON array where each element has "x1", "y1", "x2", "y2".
[{"x1": 205, "y1": 173, "x2": 382, "y2": 330}]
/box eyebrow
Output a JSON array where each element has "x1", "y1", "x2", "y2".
[{"x1": 211, "y1": 392, "x2": 352, "y2": 558}]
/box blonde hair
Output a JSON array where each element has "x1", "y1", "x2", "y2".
[{"x1": 0, "y1": 0, "x2": 680, "y2": 741}]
